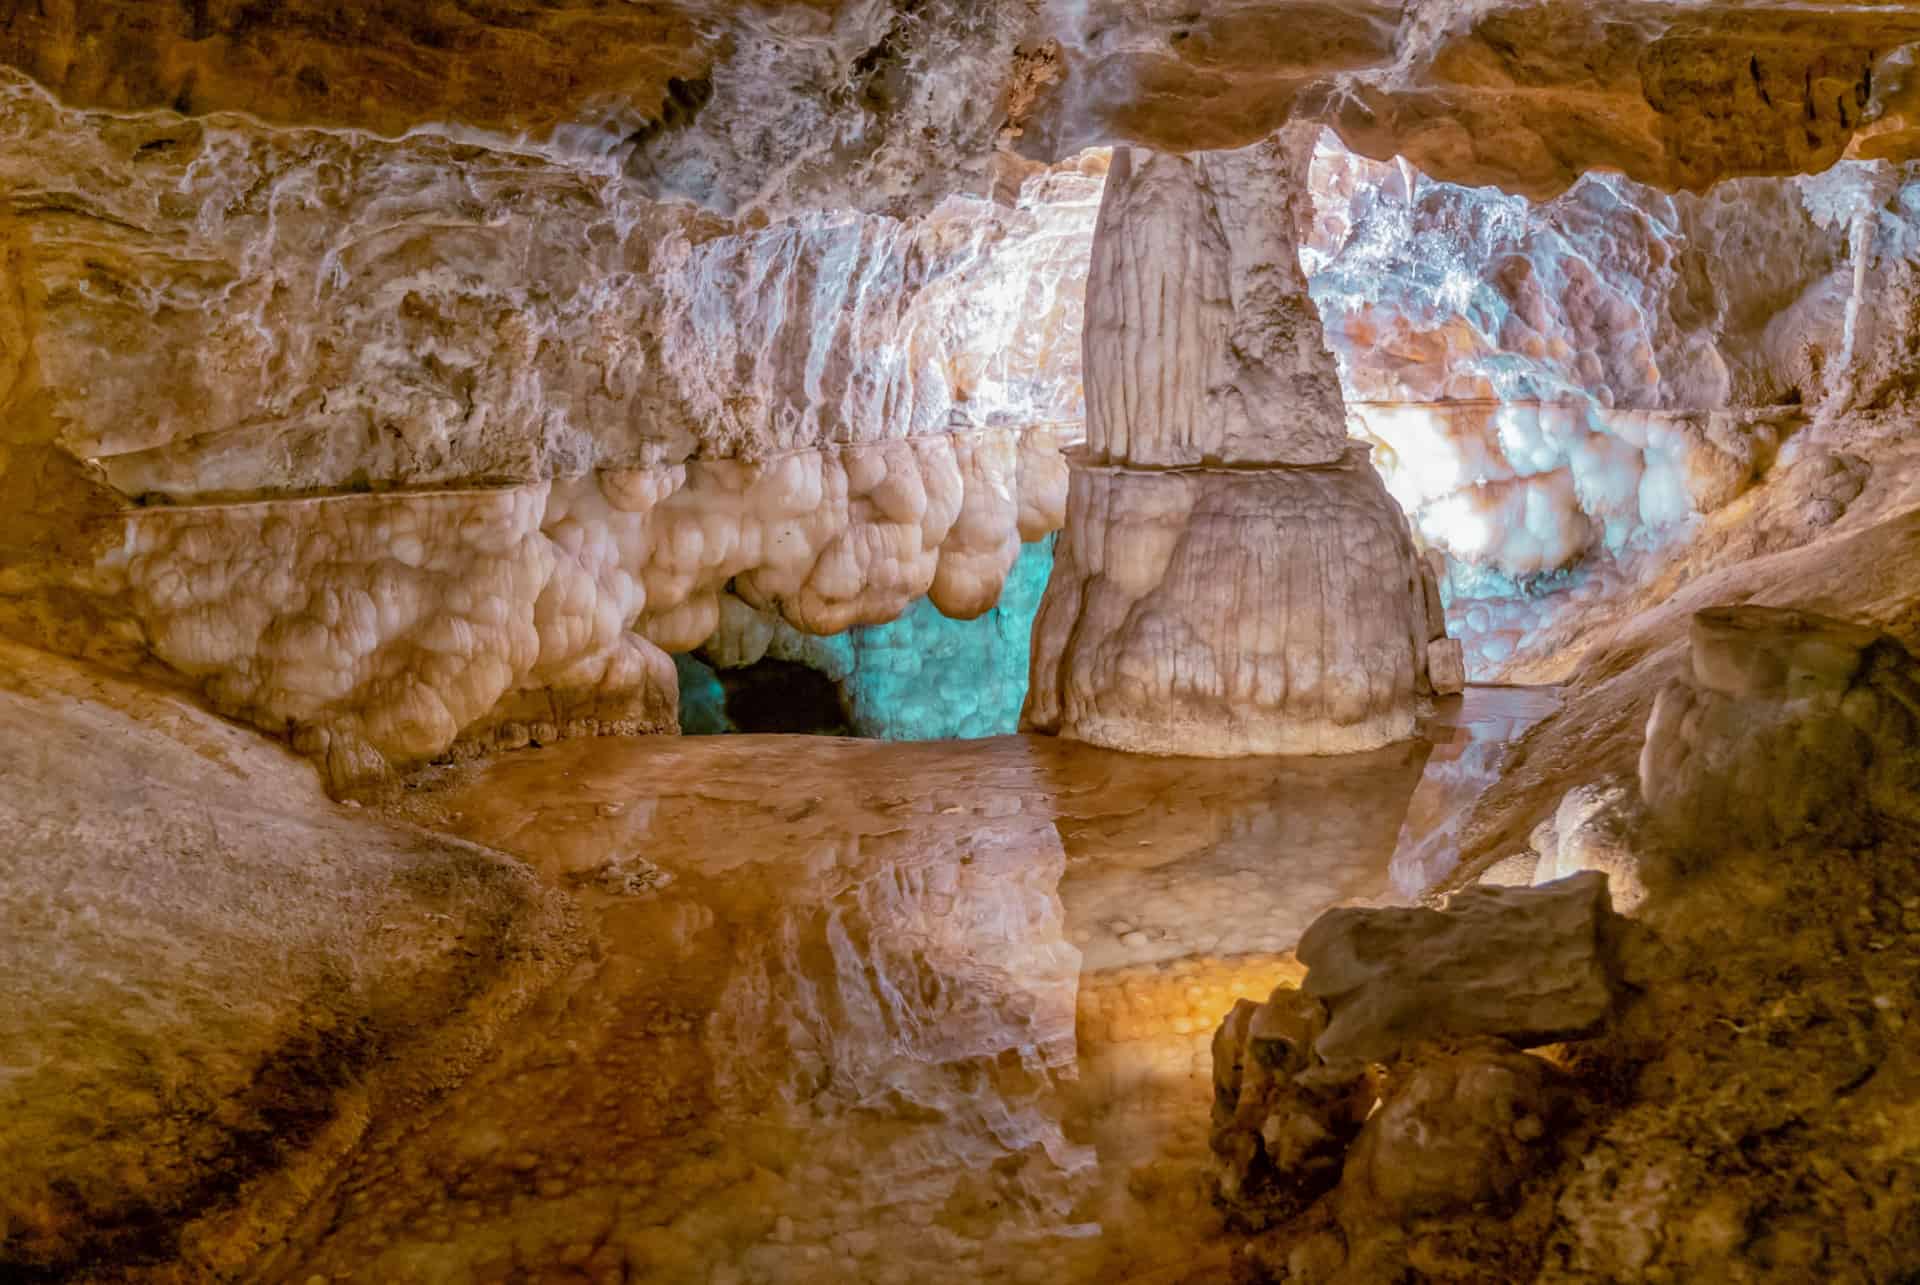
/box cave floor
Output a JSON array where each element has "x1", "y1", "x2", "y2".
[{"x1": 263, "y1": 690, "x2": 1556, "y2": 1285}]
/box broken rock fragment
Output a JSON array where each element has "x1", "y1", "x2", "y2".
[
  {"x1": 1297, "y1": 872, "x2": 1619, "y2": 1064},
  {"x1": 1210, "y1": 988, "x2": 1373, "y2": 1218}
]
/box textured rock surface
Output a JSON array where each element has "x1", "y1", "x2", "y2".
[
  {"x1": 1528, "y1": 776, "x2": 1647, "y2": 913},
  {"x1": 15, "y1": 1, "x2": 1920, "y2": 213},
  {"x1": 1082, "y1": 141, "x2": 1346, "y2": 469},
  {"x1": 1026, "y1": 138, "x2": 1438, "y2": 755},
  {"x1": 1302, "y1": 137, "x2": 1920, "y2": 680},
  {"x1": 1336, "y1": 1039, "x2": 1560, "y2": 1223},
  {"x1": 1039, "y1": 1, "x2": 1920, "y2": 197},
  {"x1": 1027, "y1": 456, "x2": 1430, "y2": 755},
  {"x1": 0, "y1": 641, "x2": 566, "y2": 1279},
  {"x1": 1210, "y1": 988, "x2": 1373, "y2": 1217},
  {"x1": 1307, "y1": 139, "x2": 1872, "y2": 411},
  {"x1": 1641, "y1": 604, "x2": 1920, "y2": 850},
  {"x1": 0, "y1": 63, "x2": 1104, "y2": 777},
  {"x1": 1299, "y1": 872, "x2": 1618, "y2": 1063},
  {"x1": 0, "y1": 71, "x2": 1099, "y2": 494},
  {"x1": 56, "y1": 432, "x2": 1063, "y2": 786}
]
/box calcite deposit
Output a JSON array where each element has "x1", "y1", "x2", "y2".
[
  {"x1": 1026, "y1": 139, "x2": 1443, "y2": 756},
  {"x1": 91, "y1": 430, "x2": 1066, "y2": 786},
  {"x1": 0, "y1": 64, "x2": 1098, "y2": 779}
]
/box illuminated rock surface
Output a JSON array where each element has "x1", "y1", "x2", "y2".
[
  {"x1": 1298, "y1": 872, "x2": 1618, "y2": 1064},
  {"x1": 1026, "y1": 139, "x2": 1442, "y2": 756},
  {"x1": 0, "y1": 642, "x2": 570, "y2": 1280},
  {"x1": 219, "y1": 694, "x2": 1527, "y2": 1285}
]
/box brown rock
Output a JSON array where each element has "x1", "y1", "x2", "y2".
[
  {"x1": 1338, "y1": 1040, "x2": 1560, "y2": 1224},
  {"x1": 1298, "y1": 872, "x2": 1618, "y2": 1064},
  {"x1": 1427, "y1": 637, "x2": 1468, "y2": 697},
  {"x1": 1641, "y1": 606, "x2": 1920, "y2": 850}
]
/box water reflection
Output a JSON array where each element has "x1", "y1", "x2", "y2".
[
  {"x1": 267, "y1": 692, "x2": 1552, "y2": 1284},
  {"x1": 1390, "y1": 686, "x2": 1564, "y2": 896}
]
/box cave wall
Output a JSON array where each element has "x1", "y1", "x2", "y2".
[
  {"x1": 0, "y1": 67, "x2": 1097, "y2": 782},
  {"x1": 8, "y1": 0, "x2": 1920, "y2": 766},
  {"x1": 1303, "y1": 136, "x2": 1920, "y2": 675}
]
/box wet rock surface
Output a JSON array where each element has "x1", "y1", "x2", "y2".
[
  {"x1": 0, "y1": 687, "x2": 1524, "y2": 1284},
  {"x1": 0, "y1": 642, "x2": 570, "y2": 1281}
]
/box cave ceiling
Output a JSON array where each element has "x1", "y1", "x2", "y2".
[{"x1": 6, "y1": 0, "x2": 1919, "y2": 211}]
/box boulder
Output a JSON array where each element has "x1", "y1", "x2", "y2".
[
  {"x1": 1427, "y1": 637, "x2": 1468, "y2": 697},
  {"x1": 1210, "y1": 988, "x2": 1373, "y2": 1215},
  {"x1": 1338, "y1": 1039, "x2": 1561, "y2": 1224},
  {"x1": 1531, "y1": 777, "x2": 1647, "y2": 913},
  {"x1": 1298, "y1": 872, "x2": 1619, "y2": 1064}
]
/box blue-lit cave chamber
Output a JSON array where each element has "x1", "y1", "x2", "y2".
[{"x1": 675, "y1": 533, "x2": 1056, "y2": 736}]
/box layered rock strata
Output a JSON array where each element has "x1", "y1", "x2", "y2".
[{"x1": 1026, "y1": 139, "x2": 1440, "y2": 755}]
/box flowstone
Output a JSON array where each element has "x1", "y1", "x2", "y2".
[{"x1": 1025, "y1": 138, "x2": 1448, "y2": 756}]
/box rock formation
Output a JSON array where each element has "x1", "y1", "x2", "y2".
[
  {"x1": 1642, "y1": 604, "x2": 1920, "y2": 850},
  {"x1": 1297, "y1": 872, "x2": 1619, "y2": 1064},
  {"x1": 0, "y1": 71, "x2": 1097, "y2": 784},
  {"x1": 0, "y1": 640, "x2": 569, "y2": 1279},
  {"x1": 11, "y1": 3, "x2": 1920, "y2": 1282},
  {"x1": 1209, "y1": 874, "x2": 1616, "y2": 1265},
  {"x1": 1025, "y1": 138, "x2": 1444, "y2": 756}
]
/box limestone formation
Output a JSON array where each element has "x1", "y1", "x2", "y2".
[
  {"x1": 1207, "y1": 874, "x2": 1616, "y2": 1268},
  {"x1": 1641, "y1": 605, "x2": 1920, "y2": 850},
  {"x1": 1298, "y1": 872, "x2": 1620, "y2": 1064},
  {"x1": 12, "y1": 5, "x2": 1920, "y2": 1282},
  {"x1": 1039, "y1": 2, "x2": 1920, "y2": 198},
  {"x1": 1304, "y1": 138, "x2": 1920, "y2": 681},
  {"x1": 1425, "y1": 637, "x2": 1467, "y2": 697},
  {"x1": 1210, "y1": 989, "x2": 1374, "y2": 1217},
  {"x1": 77, "y1": 432, "x2": 1066, "y2": 788},
  {"x1": 0, "y1": 70, "x2": 1097, "y2": 780},
  {"x1": 1026, "y1": 139, "x2": 1445, "y2": 756}
]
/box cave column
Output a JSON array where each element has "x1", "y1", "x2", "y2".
[{"x1": 1023, "y1": 137, "x2": 1444, "y2": 755}]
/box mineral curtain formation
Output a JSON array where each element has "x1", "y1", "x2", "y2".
[{"x1": 1025, "y1": 138, "x2": 1443, "y2": 755}]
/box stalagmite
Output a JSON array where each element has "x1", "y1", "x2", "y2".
[{"x1": 1024, "y1": 137, "x2": 1439, "y2": 755}]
